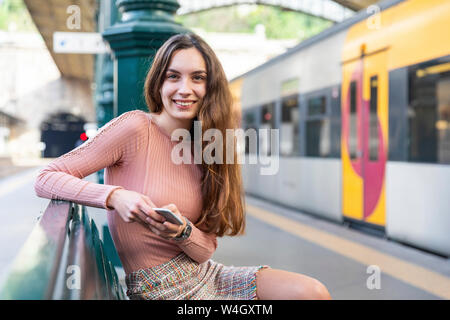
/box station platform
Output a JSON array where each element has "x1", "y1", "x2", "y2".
[
  {"x1": 213, "y1": 195, "x2": 450, "y2": 299},
  {"x1": 0, "y1": 164, "x2": 449, "y2": 299}
]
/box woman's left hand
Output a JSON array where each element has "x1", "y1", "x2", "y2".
[{"x1": 146, "y1": 203, "x2": 187, "y2": 240}]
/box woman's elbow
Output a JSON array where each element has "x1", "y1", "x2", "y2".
[
  {"x1": 193, "y1": 249, "x2": 216, "y2": 264},
  {"x1": 194, "y1": 241, "x2": 217, "y2": 264},
  {"x1": 34, "y1": 168, "x2": 49, "y2": 198}
]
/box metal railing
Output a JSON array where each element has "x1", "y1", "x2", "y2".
[{"x1": 0, "y1": 200, "x2": 126, "y2": 300}]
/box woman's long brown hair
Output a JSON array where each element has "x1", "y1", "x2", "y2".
[{"x1": 144, "y1": 33, "x2": 245, "y2": 237}]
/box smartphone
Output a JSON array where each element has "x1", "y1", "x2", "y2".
[{"x1": 153, "y1": 208, "x2": 184, "y2": 225}]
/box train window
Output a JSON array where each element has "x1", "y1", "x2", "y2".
[
  {"x1": 261, "y1": 103, "x2": 275, "y2": 127},
  {"x1": 307, "y1": 96, "x2": 326, "y2": 116},
  {"x1": 306, "y1": 119, "x2": 330, "y2": 157},
  {"x1": 260, "y1": 102, "x2": 275, "y2": 156},
  {"x1": 408, "y1": 59, "x2": 450, "y2": 164},
  {"x1": 281, "y1": 95, "x2": 300, "y2": 156},
  {"x1": 437, "y1": 78, "x2": 450, "y2": 163},
  {"x1": 243, "y1": 111, "x2": 257, "y2": 155},
  {"x1": 349, "y1": 81, "x2": 358, "y2": 160},
  {"x1": 329, "y1": 85, "x2": 342, "y2": 158},
  {"x1": 369, "y1": 76, "x2": 379, "y2": 161},
  {"x1": 305, "y1": 95, "x2": 330, "y2": 157}
]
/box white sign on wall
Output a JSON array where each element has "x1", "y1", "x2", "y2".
[{"x1": 53, "y1": 32, "x2": 110, "y2": 54}]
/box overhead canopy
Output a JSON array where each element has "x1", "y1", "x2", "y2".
[{"x1": 23, "y1": 0, "x2": 97, "y2": 81}]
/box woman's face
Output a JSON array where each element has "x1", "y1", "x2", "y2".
[{"x1": 160, "y1": 47, "x2": 207, "y2": 123}]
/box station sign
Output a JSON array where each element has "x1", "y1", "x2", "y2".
[{"x1": 53, "y1": 32, "x2": 110, "y2": 54}]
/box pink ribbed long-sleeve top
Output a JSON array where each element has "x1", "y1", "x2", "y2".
[{"x1": 34, "y1": 110, "x2": 218, "y2": 274}]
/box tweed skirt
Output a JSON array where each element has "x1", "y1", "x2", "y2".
[{"x1": 125, "y1": 253, "x2": 269, "y2": 300}]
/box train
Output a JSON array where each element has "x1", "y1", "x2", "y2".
[{"x1": 229, "y1": 0, "x2": 450, "y2": 257}]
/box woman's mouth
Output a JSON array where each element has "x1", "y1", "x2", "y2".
[{"x1": 173, "y1": 100, "x2": 196, "y2": 109}]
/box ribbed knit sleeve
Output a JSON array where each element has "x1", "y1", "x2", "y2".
[
  {"x1": 174, "y1": 224, "x2": 218, "y2": 264},
  {"x1": 34, "y1": 110, "x2": 149, "y2": 209}
]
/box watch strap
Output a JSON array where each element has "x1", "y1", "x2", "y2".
[{"x1": 174, "y1": 218, "x2": 192, "y2": 241}]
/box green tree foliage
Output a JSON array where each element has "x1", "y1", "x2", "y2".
[
  {"x1": 0, "y1": 0, "x2": 36, "y2": 32},
  {"x1": 176, "y1": 5, "x2": 333, "y2": 40}
]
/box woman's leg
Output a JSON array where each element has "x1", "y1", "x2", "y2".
[{"x1": 255, "y1": 268, "x2": 331, "y2": 300}]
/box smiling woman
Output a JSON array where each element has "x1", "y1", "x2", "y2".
[
  {"x1": 144, "y1": 34, "x2": 245, "y2": 239},
  {"x1": 34, "y1": 33, "x2": 331, "y2": 300}
]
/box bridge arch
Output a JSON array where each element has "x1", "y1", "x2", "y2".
[{"x1": 177, "y1": 0, "x2": 354, "y2": 23}]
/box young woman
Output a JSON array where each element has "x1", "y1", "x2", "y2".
[{"x1": 35, "y1": 33, "x2": 331, "y2": 300}]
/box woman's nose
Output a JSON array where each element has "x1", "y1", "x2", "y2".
[{"x1": 178, "y1": 78, "x2": 193, "y2": 95}]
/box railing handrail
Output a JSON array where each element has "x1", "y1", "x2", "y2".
[
  {"x1": 0, "y1": 200, "x2": 125, "y2": 300},
  {"x1": 0, "y1": 200, "x2": 71, "y2": 299}
]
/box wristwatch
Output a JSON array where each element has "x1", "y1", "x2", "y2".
[{"x1": 174, "y1": 218, "x2": 192, "y2": 241}]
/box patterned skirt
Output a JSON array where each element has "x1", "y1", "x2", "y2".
[{"x1": 125, "y1": 253, "x2": 270, "y2": 300}]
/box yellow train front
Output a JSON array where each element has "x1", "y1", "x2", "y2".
[{"x1": 230, "y1": 0, "x2": 450, "y2": 257}]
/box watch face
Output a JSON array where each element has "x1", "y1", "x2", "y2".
[
  {"x1": 184, "y1": 223, "x2": 192, "y2": 238},
  {"x1": 175, "y1": 220, "x2": 192, "y2": 241}
]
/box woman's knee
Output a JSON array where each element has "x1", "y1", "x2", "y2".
[
  {"x1": 306, "y1": 279, "x2": 332, "y2": 300},
  {"x1": 287, "y1": 276, "x2": 331, "y2": 300},
  {"x1": 256, "y1": 268, "x2": 331, "y2": 300}
]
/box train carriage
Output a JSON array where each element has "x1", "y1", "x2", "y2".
[{"x1": 230, "y1": 0, "x2": 450, "y2": 257}]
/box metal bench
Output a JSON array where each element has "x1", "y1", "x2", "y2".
[{"x1": 0, "y1": 200, "x2": 126, "y2": 300}]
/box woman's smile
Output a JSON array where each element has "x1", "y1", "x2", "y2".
[{"x1": 173, "y1": 99, "x2": 197, "y2": 109}]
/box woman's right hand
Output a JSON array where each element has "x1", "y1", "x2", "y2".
[{"x1": 106, "y1": 189, "x2": 165, "y2": 225}]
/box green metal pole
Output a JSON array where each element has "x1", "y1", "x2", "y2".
[
  {"x1": 102, "y1": 0, "x2": 189, "y2": 117},
  {"x1": 97, "y1": 60, "x2": 114, "y2": 128},
  {"x1": 96, "y1": 0, "x2": 120, "y2": 184},
  {"x1": 96, "y1": 0, "x2": 120, "y2": 128},
  {"x1": 95, "y1": 0, "x2": 122, "y2": 268}
]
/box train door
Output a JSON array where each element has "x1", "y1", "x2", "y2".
[{"x1": 342, "y1": 49, "x2": 388, "y2": 228}]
